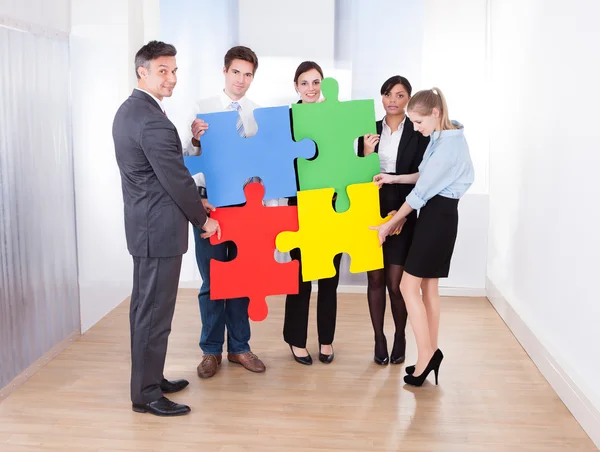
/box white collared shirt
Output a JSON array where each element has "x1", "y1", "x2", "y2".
[
  {"x1": 135, "y1": 87, "x2": 166, "y2": 115},
  {"x1": 184, "y1": 90, "x2": 260, "y2": 188},
  {"x1": 378, "y1": 116, "x2": 406, "y2": 173}
]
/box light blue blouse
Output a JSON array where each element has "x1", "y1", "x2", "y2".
[{"x1": 406, "y1": 121, "x2": 474, "y2": 210}]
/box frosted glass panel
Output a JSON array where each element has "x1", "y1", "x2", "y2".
[{"x1": 0, "y1": 26, "x2": 79, "y2": 389}]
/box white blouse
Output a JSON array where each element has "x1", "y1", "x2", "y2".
[{"x1": 378, "y1": 116, "x2": 406, "y2": 173}]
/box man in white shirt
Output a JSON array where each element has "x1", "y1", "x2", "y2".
[{"x1": 183, "y1": 46, "x2": 266, "y2": 378}]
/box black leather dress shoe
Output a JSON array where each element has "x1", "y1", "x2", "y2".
[
  {"x1": 319, "y1": 345, "x2": 334, "y2": 364},
  {"x1": 132, "y1": 397, "x2": 191, "y2": 416},
  {"x1": 159, "y1": 378, "x2": 189, "y2": 394}
]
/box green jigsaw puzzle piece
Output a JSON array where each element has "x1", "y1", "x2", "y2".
[{"x1": 291, "y1": 77, "x2": 380, "y2": 212}]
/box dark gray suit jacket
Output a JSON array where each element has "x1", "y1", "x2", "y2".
[{"x1": 113, "y1": 89, "x2": 207, "y2": 258}]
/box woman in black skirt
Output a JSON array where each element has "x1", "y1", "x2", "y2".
[
  {"x1": 357, "y1": 76, "x2": 429, "y2": 365},
  {"x1": 372, "y1": 87, "x2": 474, "y2": 386},
  {"x1": 283, "y1": 61, "x2": 341, "y2": 365}
]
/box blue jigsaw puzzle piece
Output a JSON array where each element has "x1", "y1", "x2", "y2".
[{"x1": 184, "y1": 106, "x2": 316, "y2": 207}]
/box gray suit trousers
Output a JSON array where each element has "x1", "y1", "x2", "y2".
[{"x1": 130, "y1": 255, "x2": 183, "y2": 405}]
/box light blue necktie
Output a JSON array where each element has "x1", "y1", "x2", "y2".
[
  {"x1": 230, "y1": 101, "x2": 246, "y2": 138},
  {"x1": 231, "y1": 101, "x2": 261, "y2": 184}
]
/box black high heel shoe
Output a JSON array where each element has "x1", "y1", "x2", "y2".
[
  {"x1": 319, "y1": 344, "x2": 334, "y2": 364},
  {"x1": 391, "y1": 355, "x2": 405, "y2": 365},
  {"x1": 374, "y1": 338, "x2": 389, "y2": 365},
  {"x1": 405, "y1": 365, "x2": 415, "y2": 374},
  {"x1": 289, "y1": 344, "x2": 312, "y2": 365},
  {"x1": 390, "y1": 335, "x2": 406, "y2": 365},
  {"x1": 403, "y1": 349, "x2": 444, "y2": 387}
]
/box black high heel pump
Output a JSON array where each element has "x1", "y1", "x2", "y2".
[
  {"x1": 289, "y1": 344, "x2": 312, "y2": 365},
  {"x1": 390, "y1": 335, "x2": 406, "y2": 365},
  {"x1": 403, "y1": 349, "x2": 444, "y2": 387},
  {"x1": 374, "y1": 337, "x2": 389, "y2": 365},
  {"x1": 319, "y1": 344, "x2": 334, "y2": 364}
]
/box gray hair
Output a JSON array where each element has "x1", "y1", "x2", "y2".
[{"x1": 134, "y1": 40, "x2": 177, "y2": 79}]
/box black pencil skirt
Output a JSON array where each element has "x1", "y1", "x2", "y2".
[
  {"x1": 403, "y1": 195, "x2": 459, "y2": 279},
  {"x1": 379, "y1": 183, "x2": 417, "y2": 267}
]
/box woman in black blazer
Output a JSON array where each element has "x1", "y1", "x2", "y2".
[{"x1": 357, "y1": 76, "x2": 429, "y2": 365}]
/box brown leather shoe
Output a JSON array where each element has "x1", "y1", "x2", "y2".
[
  {"x1": 227, "y1": 351, "x2": 266, "y2": 373},
  {"x1": 197, "y1": 354, "x2": 222, "y2": 379}
]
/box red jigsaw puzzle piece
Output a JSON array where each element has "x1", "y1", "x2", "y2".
[{"x1": 209, "y1": 182, "x2": 299, "y2": 321}]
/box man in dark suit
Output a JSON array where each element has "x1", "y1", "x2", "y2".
[{"x1": 113, "y1": 41, "x2": 220, "y2": 417}]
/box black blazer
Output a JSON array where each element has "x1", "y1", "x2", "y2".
[
  {"x1": 357, "y1": 117, "x2": 429, "y2": 205},
  {"x1": 112, "y1": 89, "x2": 207, "y2": 257}
]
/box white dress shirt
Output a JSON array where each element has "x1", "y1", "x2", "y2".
[{"x1": 378, "y1": 116, "x2": 406, "y2": 173}]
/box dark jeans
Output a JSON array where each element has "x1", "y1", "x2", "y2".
[{"x1": 193, "y1": 226, "x2": 250, "y2": 355}]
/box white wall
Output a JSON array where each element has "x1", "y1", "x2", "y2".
[
  {"x1": 487, "y1": 0, "x2": 600, "y2": 444},
  {"x1": 238, "y1": 0, "x2": 334, "y2": 62},
  {"x1": 71, "y1": 0, "x2": 151, "y2": 332},
  {"x1": 422, "y1": 0, "x2": 489, "y2": 291},
  {"x1": 237, "y1": 0, "x2": 336, "y2": 107},
  {"x1": 0, "y1": 0, "x2": 70, "y2": 33},
  {"x1": 422, "y1": 0, "x2": 489, "y2": 195},
  {"x1": 347, "y1": 0, "x2": 425, "y2": 118}
]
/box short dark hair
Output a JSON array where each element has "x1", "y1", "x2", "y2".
[
  {"x1": 224, "y1": 46, "x2": 259, "y2": 74},
  {"x1": 380, "y1": 75, "x2": 413, "y2": 97},
  {"x1": 293, "y1": 61, "x2": 324, "y2": 84},
  {"x1": 135, "y1": 40, "x2": 177, "y2": 79}
]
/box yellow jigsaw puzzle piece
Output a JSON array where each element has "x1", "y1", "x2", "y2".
[{"x1": 276, "y1": 182, "x2": 389, "y2": 281}]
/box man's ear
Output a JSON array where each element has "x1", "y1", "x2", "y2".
[{"x1": 137, "y1": 66, "x2": 147, "y2": 79}]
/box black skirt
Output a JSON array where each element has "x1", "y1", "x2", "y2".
[
  {"x1": 379, "y1": 183, "x2": 416, "y2": 266},
  {"x1": 404, "y1": 195, "x2": 459, "y2": 278}
]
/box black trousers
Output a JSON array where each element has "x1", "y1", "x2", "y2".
[
  {"x1": 283, "y1": 249, "x2": 342, "y2": 348},
  {"x1": 130, "y1": 255, "x2": 182, "y2": 405}
]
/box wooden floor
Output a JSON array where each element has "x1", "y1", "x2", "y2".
[{"x1": 0, "y1": 291, "x2": 596, "y2": 452}]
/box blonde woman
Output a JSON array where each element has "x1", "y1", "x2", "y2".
[{"x1": 372, "y1": 87, "x2": 474, "y2": 386}]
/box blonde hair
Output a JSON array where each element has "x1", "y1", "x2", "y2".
[{"x1": 407, "y1": 87, "x2": 457, "y2": 131}]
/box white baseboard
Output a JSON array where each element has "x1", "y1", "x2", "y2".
[
  {"x1": 178, "y1": 280, "x2": 485, "y2": 297},
  {"x1": 178, "y1": 280, "x2": 202, "y2": 289},
  {"x1": 334, "y1": 284, "x2": 367, "y2": 294},
  {"x1": 335, "y1": 284, "x2": 485, "y2": 297},
  {"x1": 439, "y1": 286, "x2": 486, "y2": 297},
  {"x1": 486, "y1": 277, "x2": 600, "y2": 448}
]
